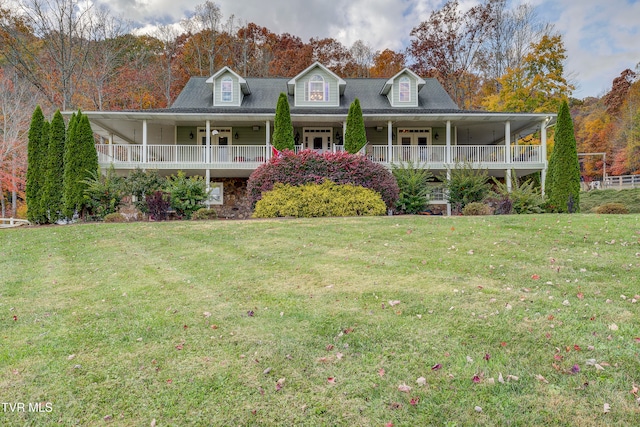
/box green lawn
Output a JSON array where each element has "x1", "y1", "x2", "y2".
[
  {"x1": 580, "y1": 188, "x2": 640, "y2": 213},
  {"x1": 1, "y1": 215, "x2": 639, "y2": 426}
]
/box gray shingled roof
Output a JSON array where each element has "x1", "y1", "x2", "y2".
[{"x1": 170, "y1": 76, "x2": 460, "y2": 114}]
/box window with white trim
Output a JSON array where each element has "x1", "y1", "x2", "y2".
[
  {"x1": 221, "y1": 77, "x2": 233, "y2": 102},
  {"x1": 399, "y1": 76, "x2": 410, "y2": 102},
  {"x1": 307, "y1": 74, "x2": 327, "y2": 102}
]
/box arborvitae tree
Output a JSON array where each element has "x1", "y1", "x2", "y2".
[
  {"x1": 26, "y1": 106, "x2": 47, "y2": 224},
  {"x1": 272, "y1": 93, "x2": 295, "y2": 151},
  {"x1": 545, "y1": 101, "x2": 580, "y2": 212},
  {"x1": 42, "y1": 110, "x2": 66, "y2": 222},
  {"x1": 63, "y1": 111, "x2": 99, "y2": 218},
  {"x1": 344, "y1": 98, "x2": 367, "y2": 154}
]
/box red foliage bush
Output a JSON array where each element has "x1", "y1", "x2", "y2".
[{"x1": 247, "y1": 150, "x2": 399, "y2": 208}]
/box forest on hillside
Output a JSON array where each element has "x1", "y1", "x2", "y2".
[{"x1": 1, "y1": 0, "x2": 638, "y2": 216}]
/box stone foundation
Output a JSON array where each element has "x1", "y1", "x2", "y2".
[{"x1": 209, "y1": 178, "x2": 253, "y2": 219}]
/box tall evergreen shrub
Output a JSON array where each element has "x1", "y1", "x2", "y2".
[
  {"x1": 545, "y1": 101, "x2": 580, "y2": 212},
  {"x1": 344, "y1": 98, "x2": 367, "y2": 154},
  {"x1": 42, "y1": 110, "x2": 66, "y2": 222},
  {"x1": 272, "y1": 93, "x2": 295, "y2": 151},
  {"x1": 26, "y1": 106, "x2": 47, "y2": 223},
  {"x1": 63, "y1": 111, "x2": 99, "y2": 218}
]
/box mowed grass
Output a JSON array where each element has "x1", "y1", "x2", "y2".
[{"x1": 1, "y1": 215, "x2": 639, "y2": 426}]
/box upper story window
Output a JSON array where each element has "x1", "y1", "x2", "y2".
[
  {"x1": 307, "y1": 74, "x2": 327, "y2": 102},
  {"x1": 399, "y1": 76, "x2": 411, "y2": 102},
  {"x1": 221, "y1": 77, "x2": 233, "y2": 102}
]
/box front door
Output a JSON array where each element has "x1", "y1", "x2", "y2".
[
  {"x1": 198, "y1": 127, "x2": 232, "y2": 162},
  {"x1": 303, "y1": 128, "x2": 332, "y2": 153},
  {"x1": 398, "y1": 128, "x2": 432, "y2": 162}
]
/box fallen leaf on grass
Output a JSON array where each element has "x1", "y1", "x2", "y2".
[
  {"x1": 603, "y1": 403, "x2": 611, "y2": 413},
  {"x1": 398, "y1": 384, "x2": 411, "y2": 393},
  {"x1": 416, "y1": 377, "x2": 427, "y2": 386},
  {"x1": 531, "y1": 274, "x2": 541, "y2": 280},
  {"x1": 410, "y1": 397, "x2": 419, "y2": 406},
  {"x1": 472, "y1": 375, "x2": 481, "y2": 383},
  {"x1": 388, "y1": 300, "x2": 401, "y2": 307},
  {"x1": 378, "y1": 368, "x2": 385, "y2": 377},
  {"x1": 203, "y1": 311, "x2": 211, "y2": 318},
  {"x1": 498, "y1": 373, "x2": 504, "y2": 383},
  {"x1": 571, "y1": 364, "x2": 581, "y2": 374},
  {"x1": 475, "y1": 406, "x2": 483, "y2": 413},
  {"x1": 431, "y1": 363, "x2": 442, "y2": 371},
  {"x1": 609, "y1": 323, "x2": 619, "y2": 331},
  {"x1": 536, "y1": 374, "x2": 549, "y2": 383},
  {"x1": 327, "y1": 377, "x2": 336, "y2": 384},
  {"x1": 276, "y1": 378, "x2": 285, "y2": 391}
]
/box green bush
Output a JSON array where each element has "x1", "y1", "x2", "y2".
[
  {"x1": 83, "y1": 165, "x2": 126, "y2": 219},
  {"x1": 444, "y1": 163, "x2": 490, "y2": 213},
  {"x1": 125, "y1": 169, "x2": 167, "y2": 214},
  {"x1": 392, "y1": 162, "x2": 433, "y2": 214},
  {"x1": 462, "y1": 202, "x2": 492, "y2": 216},
  {"x1": 165, "y1": 171, "x2": 209, "y2": 219},
  {"x1": 103, "y1": 213, "x2": 126, "y2": 223},
  {"x1": 192, "y1": 208, "x2": 218, "y2": 220},
  {"x1": 253, "y1": 181, "x2": 387, "y2": 218},
  {"x1": 489, "y1": 175, "x2": 543, "y2": 214},
  {"x1": 593, "y1": 202, "x2": 629, "y2": 214}
]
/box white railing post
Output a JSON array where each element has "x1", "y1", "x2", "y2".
[{"x1": 142, "y1": 120, "x2": 148, "y2": 163}]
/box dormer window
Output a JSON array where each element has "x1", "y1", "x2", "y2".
[
  {"x1": 307, "y1": 74, "x2": 327, "y2": 102},
  {"x1": 221, "y1": 77, "x2": 233, "y2": 102},
  {"x1": 399, "y1": 76, "x2": 411, "y2": 102}
]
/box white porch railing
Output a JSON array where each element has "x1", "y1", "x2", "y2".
[{"x1": 96, "y1": 143, "x2": 543, "y2": 169}]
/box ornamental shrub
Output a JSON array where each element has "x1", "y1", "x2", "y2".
[
  {"x1": 165, "y1": 171, "x2": 209, "y2": 219},
  {"x1": 344, "y1": 98, "x2": 367, "y2": 154},
  {"x1": 462, "y1": 202, "x2": 492, "y2": 216},
  {"x1": 125, "y1": 169, "x2": 167, "y2": 213},
  {"x1": 444, "y1": 163, "x2": 490, "y2": 213},
  {"x1": 593, "y1": 202, "x2": 629, "y2": 214},
  {"x1": 253, "y1": 181, "x2": 387, "y2": 218},
  {"x1": 83, "y1": 165, "x2": 126, "y2": 219},
  {"x1": 247, "y1": 150, "x2": 398, "y2": 208},
  {"x1": 489, "y1": 175, "x2": 543, "y2": 214},
  {"x1": 392, "y1": 162, "x2": 433, "y2": 214},
  {"x1": 146, "y1": 190, "x2": 171, "y2": 221}
]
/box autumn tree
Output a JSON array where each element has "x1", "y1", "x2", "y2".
[
  {"x1": 370, "y1": 49, "x2": 406, "y2": 78},
  {"x1": 483, "y1": 33, "x2": 574, "y2": 113},
  {"x1": 268, "y1": 33, "x2": 312, "y2": 77},
  {"x1": 81, "y1": 8, "x2": 133, "y2": 111},
  {"x1": 0, "y1": 67, "x2": 35, "y2": 217},
  {"x1": 545, "y1": 101, "x2": 580, "y2": 212},
  {"x1": 272, "y1": 93, "x2": 295, "y2": 151},
  {"x1": 26, "y1": 105, "x2": 47, "y2": 223},
  {"x1": 344, "y1": 98, "x2": 367, "y2": 154},
  {"x1": 478, "y1": 0, "x2": 548, "y2": 94},
  {"x1": 2, "y1": 0, "x2": 95, "y2": 110},
  {"x1": 408, "y1": 0, "x2": 497, "y2": 108}
]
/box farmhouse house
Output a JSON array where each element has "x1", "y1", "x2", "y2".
[{"x1": 80, "y1": 62, "x2": 556, "y2": 215}]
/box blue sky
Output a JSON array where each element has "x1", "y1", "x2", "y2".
[{"x1": 100, "y1": 0, "x2": 640, "y2": 99}]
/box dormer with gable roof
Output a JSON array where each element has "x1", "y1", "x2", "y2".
[
  {"x1": 205, "y1": 66, "x2": 251, "y2": 107},
  {"x1": 287, "y1": 62, "x2": 346, "y2": 107},
  {"x1": 379, "y1": 68, "x2": 426, "y2": 108}
]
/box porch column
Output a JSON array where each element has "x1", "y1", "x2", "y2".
[
  {"x1": 206, "y1": 120, "x2": 211, "y2": 164},
  {"x1": 108, "y1": 134, "x2": 113, "y2": 158},
  {"x1": 142, "y1": 120, "x2": 148, "y2": 163},
  {"x1": 266, "y1": 120, "x2": 271, "y2": 159},
  {"x1": 445, "y1": 120, "x2": 451, "y2": 164},
  {"x1": 541, "y1": 119, "x2": 548, "y2": 196},
  {"x1": 387, "y1": 121, "x2": 393, "y2": 162},
  {"x1": 505, "y1": 121, "x2": 511, "y2": 192}
]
